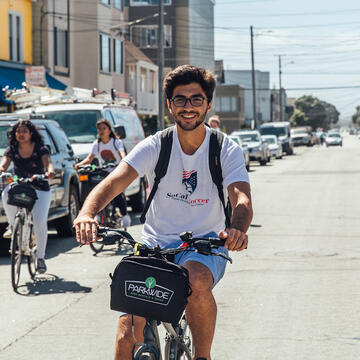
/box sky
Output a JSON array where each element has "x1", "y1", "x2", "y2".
[{"x1": 214, "y1": 0, "x2": 360, "y2": 123}]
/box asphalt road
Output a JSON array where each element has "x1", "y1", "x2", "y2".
[{"x1": 1, "y1": 134, "x2": 359, "y2": 359}]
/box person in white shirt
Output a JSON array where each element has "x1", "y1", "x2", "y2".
[
  {"x1": 74, "y1": 65, "x2": 253, "y2": 360},
  {"x1": 74, "y1": 119, "x2": 131, "y2": 227}
]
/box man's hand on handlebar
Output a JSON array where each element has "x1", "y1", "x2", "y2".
[
  {"x1": 218, "y1": 228, "x2": 248, "y2": 252},
  {"x1": 73, "y1": 215, "x2": 98, "y2": 245}
]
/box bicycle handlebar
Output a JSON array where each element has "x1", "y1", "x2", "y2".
[
  {"x1": 77, "y1": 163, "x2": 117, "y2": 173},
  {"x1": 0, "y1": 173, "x2": 48, "y2": 184},
  {"x1": 96, "y1": 226, "x2": 232, "y2": 263}
]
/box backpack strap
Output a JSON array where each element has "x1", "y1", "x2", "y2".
[
  {"x1": 140, "y1": 126, "x2": 174, "y2": 223},
  {"x1": 209, "y1": 129, "x2": 231, "y2": 228}
]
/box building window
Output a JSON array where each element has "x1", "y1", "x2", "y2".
[
  {"x1": 100, "y1": 33, "x2": 111, "y2": 73},
  {"x1": 114, "y1": 0, "x2": 123, "y2": 9},
  {"x1": 150, "y1": 70, "x2": 156, "y2": 93},
  {"x1": 140, "y1": 68, "x2": 147, "y2": 92},
  {"x1": 100, "y1": 0, "x2": 111, "y2": 5},
  {"x1": 130, "y1": 0, "x2": 171, "y2": 5},
  {"x1": 54, "y1": 27, "x2": 69, "y2": 70},
  {"x1": 131, "y1": 25, "x2": 171, "y2": 49},
  {"x1": 113, "y1": 39, "x2": 123, "y2": 74},
  {"x1": 216, "y1": 96, "x2": 237, "y2": 112},
  {"x1": 8, "y1": 11, "x2": 23, "y2": 62}
]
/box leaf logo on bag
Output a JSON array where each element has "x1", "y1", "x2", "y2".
[{"x1": 145, "y1": 277, "x2": 156, "y2": 289}]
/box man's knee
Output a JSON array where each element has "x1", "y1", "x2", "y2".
[{"x1": 183, "y1": 261, "x2": 213, "y2": 294}]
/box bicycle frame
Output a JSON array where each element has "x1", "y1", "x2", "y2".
[{"x1": 134, "y1": 316, "x2": 192, "y2": 360}]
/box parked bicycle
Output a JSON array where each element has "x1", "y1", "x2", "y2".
[
  {"x1": 77, "y1": 164, "x2": 126, "y2": 254},
  {"x1": 0, "y1": 173, "x2": 47, "y2": 291},
  {"x1": 97, "y1": 226, "x2": 232, "y2": 360}
]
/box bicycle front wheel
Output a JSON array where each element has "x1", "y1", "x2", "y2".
[
  {"x1": 11, "y1": 217, "x2": 23, "y2": 291},
  {"x1": 27, "y1": 225, "x2": 37, "y2": 279}
]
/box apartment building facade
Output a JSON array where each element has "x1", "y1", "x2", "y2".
[
  {"x1": 224, "y1": 70, "x2": 271, "y2": 126},
  {"x1": 127, "y1": 0, "x2": 215, "y2": 71},
  {"x1": 214, "y1": 84, "x2": 246, "y2": 134},
  {"x1": 33, "y1": 0, "x2": 126, "y2": 92}
]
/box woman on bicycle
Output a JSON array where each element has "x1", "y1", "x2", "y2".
[
  {"x1": 0, "y1": 119, "x2": 55, "y2": 274},
  {"x1": 74, "y1": 118, "x2": 131, "y2": 228}
]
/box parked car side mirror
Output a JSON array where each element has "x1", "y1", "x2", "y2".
[{"x1": 114, "y1": 125, "x2": 126, "y2": 139}]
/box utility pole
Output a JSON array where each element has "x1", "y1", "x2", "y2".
[
  {"x1": 250, "y1": 26, "x2": 257, "y2": 129},
  {"x1": 278, "y1": 55, "x2": 282, "y2": 122},
  {"x1": 158, "y1": 0, "x2": 165, "y2": 130}
]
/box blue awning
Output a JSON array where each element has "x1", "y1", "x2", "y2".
[{"x1": 0, "y1": 66, "x2": 67, "y2": 104}]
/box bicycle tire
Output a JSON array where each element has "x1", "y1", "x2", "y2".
[
  {"x1": 134, "y1": 349, "x2": 158, "y2": 360},
  {"x1": 11, "y1": 217, "x2": 23, "y2": 291},
  {"x1": 27, "y1": 225, "x2": 37, "y2": 279}
]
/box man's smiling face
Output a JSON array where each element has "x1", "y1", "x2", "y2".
[{"x1": 168, "y1": 82, "x2": 212, "y2": 131}]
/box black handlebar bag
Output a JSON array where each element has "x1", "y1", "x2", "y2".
[
  {"x1": 110, "y1": 255, "x2": 191, "y2": 324},
  {"x1": 7, "y1": 184, "x2": 38, "y2": 210}
]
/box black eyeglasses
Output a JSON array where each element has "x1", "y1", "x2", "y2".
[{"x1": 170, "y1": 95, "x2": 208, "y2": 107}]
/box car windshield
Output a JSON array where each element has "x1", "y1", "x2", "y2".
[
  {"x1": 0, "y1": 126, "x2": 10, "y2": 156},
  {"x1": 42, "y1": 110, "x2": 101, "y2": 143},
  {"x1": 230, "y1": 137, "x2": 240, "y2": 145},
  {"x1": 328, "y1": 133, "x2": 340, "y2": 138},
  {"x1": 239, "y1": 134, "x2": 260, "y2": 142},
  {"x1": 291, "y1": 130, "x2": 308, "y2": 135},
  {"x1": 263, "y1": 137, "x2": 275, "y2": 144},
  {"x1": 260, "y1": 127, "x2": 286, "y2": 136}
]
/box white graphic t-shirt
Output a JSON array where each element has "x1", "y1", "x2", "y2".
[
  {"x1": 124, "y1": 126, "x2": 249, "y2": 248},
  {"x1": 91, "y1": 138, "x2": 125, "y2": 170}
]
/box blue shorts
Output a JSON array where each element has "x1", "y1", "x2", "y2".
[{"x1": 166, "y1": 232, "x2": 228, "y2": 288}]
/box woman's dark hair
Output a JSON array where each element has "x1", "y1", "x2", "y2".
[
  {"x1": 163, "y1": 65, "x2": 216, "y2": 102},
  {"x1": 96, "y1": 118, "x2": 117, "y2": 142},
  {"x1": 7, "y1": 119, "x2": 44, "y2": 147}
]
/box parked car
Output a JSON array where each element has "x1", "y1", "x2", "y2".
[
  {"x1": 17, "y1": 103, "x2": 147, "y2": 212},
  {"x1": 261, "y1": 135, "x2": 282, "y2": 159},
  {"x1": 231, "y1": 130, "x2": 269, "y2": 166},
  {"x1": 325, "y1": 132, "x2": 343, "y2": 147},
  {"x1": 291, "y1": 127, "x2": 315, "y2": 147},
  {"x1": 229, "y1": 135, "x2": 250, "y2": 171},
  {"x1": 0, "y1": 114, "x2": 80, "y2": 254},
  {"x1": 259, "y1": 122, "x2": 293, "y2": 155}
]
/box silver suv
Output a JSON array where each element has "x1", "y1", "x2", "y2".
[
  {"x1": 231, "y1": 130, "x2": 269, "y2": 166},
  {"x1": 0, "y1": 115, "x2": 80, "y2": 254},
  {"x1": 17, "y1": 103, "x2": 147, "y2": 212}
]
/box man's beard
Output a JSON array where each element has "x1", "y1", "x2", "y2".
[{"x1": 173, "y1": 111, "x2": 207, "y2": 131}]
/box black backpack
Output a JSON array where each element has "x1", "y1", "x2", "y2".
[{"x1": 140, "y1": 126, "x2": 232, "y2": 227}]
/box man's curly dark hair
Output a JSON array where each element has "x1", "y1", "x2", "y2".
[
  {"x1": 7, "y1": 119, "x2": 44, "y2": 147},
  {"x1": 163, "y1": 65, "x2": 216, "y2": 102}
]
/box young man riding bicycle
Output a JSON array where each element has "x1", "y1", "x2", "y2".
[{"x1": 74, "y1": 65, "x2": 253, "y2": 360}]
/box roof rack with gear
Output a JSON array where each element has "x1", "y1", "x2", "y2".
[{"x1": 2, "y1": 82, "x2": 135, "y2": 109}]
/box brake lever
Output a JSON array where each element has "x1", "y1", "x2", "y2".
[{"x1": 214, "y1": 252, "x2": 233, "y2": 264}]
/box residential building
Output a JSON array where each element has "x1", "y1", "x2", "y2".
[
  {"x1": 0, "y1": 0, "x2": 65, "y2": 112},
  {"x1": 32, "y1": 0, "x2": 126, "y2": 92},
  {"x1": 125, "y1": 40, "x2": 158, "y2": 117},
  {"x1": 224, "y1": 70, "x2": 271, "y2": 126},
  {"x1": 214, "y1": 84, "x2": 245, "y2": 134},
  {"x1": 127, "y1": 0, "x2": 215, "y2": 71}
]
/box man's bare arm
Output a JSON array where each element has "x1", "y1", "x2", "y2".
[
  {"x1": 74, "y1": 161, "x2": 138, "y2": 244},
  {"x1": 228, "y1": 181, "x2": 253, "y2": 233},
  {"x1": 219, "y1": 181, "x2": 253, "y2": 251}
]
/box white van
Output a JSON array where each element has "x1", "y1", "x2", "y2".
[
  {"x1": 16, "y1": 103, "x2": 147, "y2": 212},
  {"x1": 260, "y1": 121, "x2": 294, "y2": 155}
]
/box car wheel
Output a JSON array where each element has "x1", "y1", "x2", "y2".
[
  {"x1": 129, "y1": 178, "x2": 147, "y2": 213},
  {"x1": 55, "y1": 185, "x2": 80, "y2": 237},
  {"x1": 259, "y1": 159, "x2": 267, "y2": 166},
  {"x1": 246, "y1": 163, "x2": 250, "y2": 171}
]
